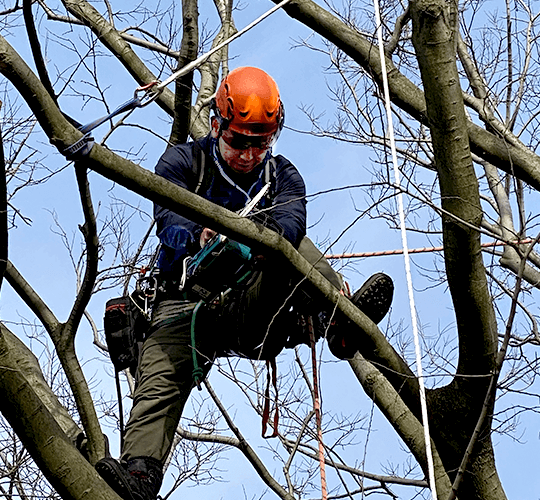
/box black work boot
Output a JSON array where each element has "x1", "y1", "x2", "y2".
[
  {"x1": 327, "y1": 272, "x2": 394, "y2": 359},
  {"x1": 95, "y1": 456, "x2": 163, "y2": 500}
]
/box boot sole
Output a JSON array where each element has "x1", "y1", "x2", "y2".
[
  {"x1": 327, "y1": 273, "x2": 394, "y2": 360},
  {"x1": 96, "y1": 458, "x2": 138, "y2": 500},
  {"x1": 350, "y1": 272, "x2": 393, "y2": 324}
]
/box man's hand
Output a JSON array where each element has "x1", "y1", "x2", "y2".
[{"x1": 200, "y1": 228, "x2": 217, "y2": 247}]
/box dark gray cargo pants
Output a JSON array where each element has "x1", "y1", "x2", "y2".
[
  {"x1": 121, "y1": 237, "x2": 341, "y2": 464},
  {"x1": 121, "y1": 300, "x2": 214, "y2": 463}
]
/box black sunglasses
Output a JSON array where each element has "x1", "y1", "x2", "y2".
[{"x1": 222, "y1": 130, "x2": 274, "y2": 151}]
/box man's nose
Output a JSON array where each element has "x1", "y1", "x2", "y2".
[{"x1": 239, "y1": 148, "x2": 255, "y2": 160}]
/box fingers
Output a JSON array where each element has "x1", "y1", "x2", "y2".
[{"x1": 200, "y1": 228, "x2": 217, "y2": 247}]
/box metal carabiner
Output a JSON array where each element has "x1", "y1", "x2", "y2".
[
  {"x1": 178, "y1": 256, "x2": 192, "y2": 292},
  {"x1": 134, "y1": 81, "x2": 162, "y2": 107}
]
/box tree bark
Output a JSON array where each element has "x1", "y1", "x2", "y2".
[
  {"x1": 169, "y1": 0, "x2": 199, "y2": 145},
  {"x1": 410, "y1": 0, "x2": 505, "y2": 497},
  {"x1": 0, "y1": 324, "x2": 121, "y2": 500},
  {"x1": 350, "y1": 353, "x2": 452, "y2": 498}
]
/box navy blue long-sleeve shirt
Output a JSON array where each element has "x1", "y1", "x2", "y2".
[{"x1": 154, "y1": 134, "x2": 307, "y2": 274}]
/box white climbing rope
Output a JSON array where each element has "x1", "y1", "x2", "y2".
[
  {"x1": 153, "y1": 0, "x2": 293, "y2": 92},
  {"x1": 371, "y1": 2, "x2": 438, "y2": 498}
]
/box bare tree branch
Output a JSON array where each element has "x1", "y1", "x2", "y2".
[
  {"x1": 204, "y1": 379, "x2": 296, "y2": 500},
  {"x1": 0, "y1": 102, "x2": 6, "y2": 290},
  {"x1": 61, "y1": 0, "x2": 175, "y2": 115}
]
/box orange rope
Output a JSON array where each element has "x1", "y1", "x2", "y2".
[
  {"x1": 308, "y1": 316, "x2": 327, "y2": 500},
  {"x1": 325, "y1": 238, "x2": 533, "y2": 260}
]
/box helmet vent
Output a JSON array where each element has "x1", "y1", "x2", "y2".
[{"x1": 215, "y1": 67, "x2": 283, "y2": 135}]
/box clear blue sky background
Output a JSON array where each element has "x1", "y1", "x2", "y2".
[{"x1": 1, "y1": 0, "x2": 539, "y2": 498}]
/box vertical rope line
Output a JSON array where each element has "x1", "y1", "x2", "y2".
[
  {"x1": 308, "y1": 316, "x2": 328, "y2": 500},
  {"x1": 371, "y1": 4, "x2": 437, "y2": 498}
]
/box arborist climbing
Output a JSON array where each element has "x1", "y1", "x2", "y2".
[{"x1": 96, "y1": 66, "x2": 394, "y2": 500}]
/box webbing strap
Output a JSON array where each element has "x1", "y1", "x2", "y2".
[
  {"x1": 190, "y1": 301, "x2": 204, "y2": 390},
  {"x1": 115, "y1": 370, "x2": 126, "y2": 449},
  {"x1": 261, "y1": 358, "x2": 279, "y2": 438},
  {"x1": 63, "y1": 87, "x2": 156, "y2": 160},
  {"x1": 64, "y1": 134, "x2": 95, "y2": 160},
  {"x1": 193, "y1": 141, "x2": 206, "y2": 195},
  {"x1": 79, "y1": 96, "x2": 143, "y2": 135}
]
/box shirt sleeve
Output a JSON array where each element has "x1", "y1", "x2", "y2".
[
  {"x1": 153, "y1": 143, "x2": 203, "y2": 271},
  {"x1": 268, "y1": 156, "x2": 307, "y2": 248}
]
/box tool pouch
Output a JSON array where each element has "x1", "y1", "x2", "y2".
[{"x1": 103, "y1": 293, "x2": 148, "y2": 375}]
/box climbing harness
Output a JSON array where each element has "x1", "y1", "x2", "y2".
[{"x1": 372, "y1": 0, "x2": 437, "y2": 497}]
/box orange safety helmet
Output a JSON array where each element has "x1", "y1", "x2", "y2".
[{"x1": 214, "y1": 67, "x2": 284, "y2": 137}]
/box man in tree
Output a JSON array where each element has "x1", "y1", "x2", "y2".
[{"x1": 95, "y1": 66, "x2": 393, "y2": 500}]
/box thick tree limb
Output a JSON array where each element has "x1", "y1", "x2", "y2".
[
  {"x1": 411, "y1": 0, "x2": 498, "y2": 378},
  {"x1": 0, "y1": 324, "x2": 122, "y2": 500},
  {"x1": 4, "y1": 260, "x2": 106, "y2": 463},
  {"x1": 410, "y1": 0, "x2": 504, "y2": 498},
  {"x1": 0, "y1": 324, "x2": 83, "y2": 445},
  {"x1": 350, "y1": 353, "x2": 452, "y2": 497}
]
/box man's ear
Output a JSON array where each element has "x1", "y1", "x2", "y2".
[{"x1": 210, "y1": 117, "x2": 220, "y2": 138}]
